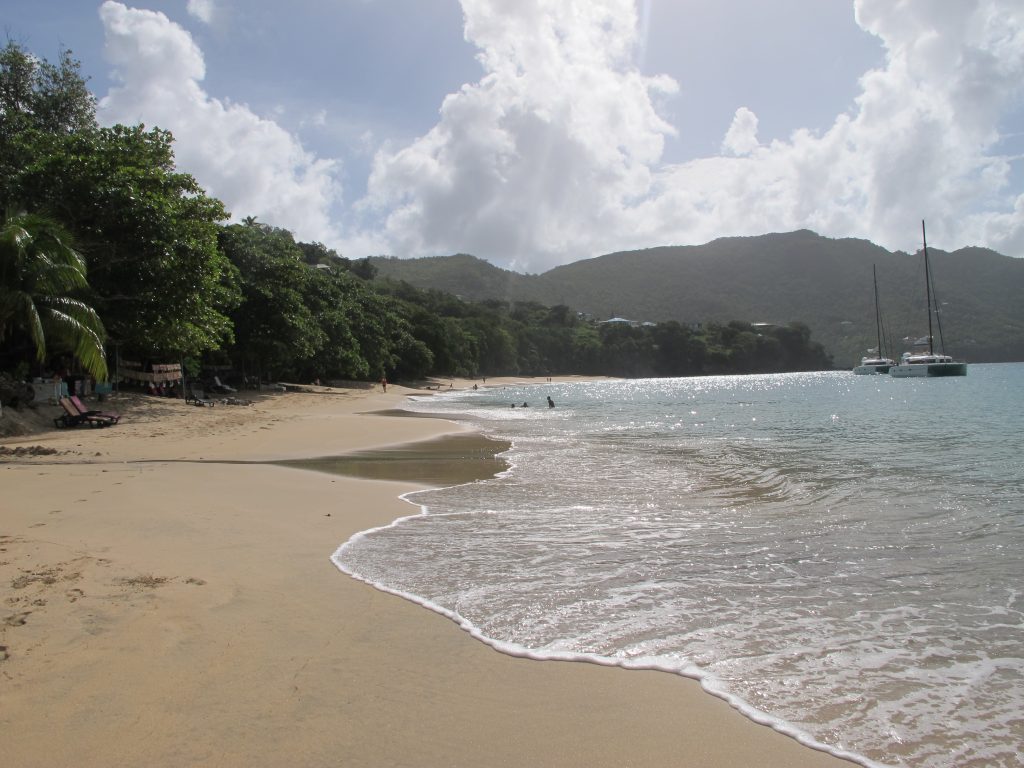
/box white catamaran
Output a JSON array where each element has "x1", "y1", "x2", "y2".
[
  {"x1": 890, "y1": 221, "x2": 967, "y2": 378},
  {"x1": 853, "y1": 264, "x2": 895, "y2": 375}
]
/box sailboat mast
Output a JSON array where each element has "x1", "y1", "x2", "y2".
[
  {"x1": 922, "y1": 220, "x2": 934, "y2": 356},
  {"x1": 872, "y1": 264, "x2": 884, "y2": 357}
]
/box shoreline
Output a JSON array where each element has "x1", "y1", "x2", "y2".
[{"x1": 1, "y1": 379, "x2": 855, "y2": 767}]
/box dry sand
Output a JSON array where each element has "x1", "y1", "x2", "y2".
[{"x1": 1, "y1": 380, "x2": 855, "y2": 767}]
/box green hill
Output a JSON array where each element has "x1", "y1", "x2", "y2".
[{"x1": 371, "y1": 231, "x2": 1024, "y2": 365}]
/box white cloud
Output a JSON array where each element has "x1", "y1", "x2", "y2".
[
  {"x1": 96, "y1": 1, "x2": 342, "y2": 245},
  {"x1": 86, "y1": 0, "x2": 1024, "y2": 269},
  {"x1": 722, "y1": 107, "x2": 760, "y2": 157},
  {"x1": 360, "y1": 0, "x2": 678, "y2": 270},
  {"x1": 358, "y1": 0, "x2": 1024, "y2": 269},
  {"x1": 186, "y1": 0, "x2": 215, "y2": 25},
  {"x1": 848, "y1": 0, "x2": 1024, "y2": 254}
]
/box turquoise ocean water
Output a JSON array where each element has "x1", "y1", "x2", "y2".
[{"x1": 333, "y1": 364, "x2": 1024, "y2": 767}]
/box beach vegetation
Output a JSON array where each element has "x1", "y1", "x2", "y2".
[
  {"x1": 0, "y1": 210, "x2": 108, "y2": 380},
  {"x1": 14, "y1": 124, "x2": 239, "y2": 358},
  {"x1": 219, "y1": 222, "x2": 324, "y2": 380},
  {"x1": 2, "y1": 41, "x2": 238, "y2": 362},
  {"x1": 219, "y1": 221, "x2": 432, "y2": 383},
  {"x1": 0, "y1": 42, "x2": 97, "y2": 200}
]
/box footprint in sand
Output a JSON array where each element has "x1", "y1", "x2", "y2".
[
  {"x1": 66, "y1": 588, "x2": 84, "y2": 602},
  {"x1": 4, "y1": 611, "x2": 30, "y2": 627},
  {"x1": 118, "y1": 575, "x2": 169, "y2": 589}
]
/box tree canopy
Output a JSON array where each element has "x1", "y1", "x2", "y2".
[
  {"x1": 3, "y1": 41, "x2": 237, "y2": 361},
  {"x1": 18, "y1": 124, "x2": 239, "y2": 357}
]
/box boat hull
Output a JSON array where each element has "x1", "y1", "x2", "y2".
[
  {"x1": 853, "y1": 364, "x2": 891, "y2": 375},
  {"x1": 890, "y1": 362, "x2": 967, "y2": 378}
]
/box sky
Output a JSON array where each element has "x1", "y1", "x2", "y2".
[{"x1": 5, "y1": 0, "x2": 1024, "y2": 272}]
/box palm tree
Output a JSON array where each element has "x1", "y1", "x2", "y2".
[{"x1": 0, "y1": 211, "x2": 108, "y2": 380}]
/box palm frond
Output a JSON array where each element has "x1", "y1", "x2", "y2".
[
  {"x1": 40, "y1": 303, "x2": 108, "y2": 380},
  {"x1": 0, "y1": 223, "x2": 31, "y2": 253},
  {"x1": 1, "y1": 211, "x2": 102, "y2": 374},
  {"x1": 40, "y1": 296, "x2": 107, "y2": 334},
  {"x1": 14, "y1": 291, "x2": 48, "y2": 359}
]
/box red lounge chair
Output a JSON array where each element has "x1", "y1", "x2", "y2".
[
  {"x1": 54, "y1": 397, "x2": 116, "y2": 428},
  {"x1": 70, "y1": 395, "x2": 121, "y2": 424}
]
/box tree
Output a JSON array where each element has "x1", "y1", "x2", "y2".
[
  {"x1": 598, "y1": 322, "x2": 652, "y2": 377},
  {"x1": 345, "y1": 288, "x2": 432, "y2": 380},
  {"x1": 219, "y1": 223, "x2": 321, "y2": 380},
  {"x1": 297, "y1": 266, "x2": 366, "y2": 380},
  {"x1": 297, "y1": 240, "x2": 350, "y2": 271},
  {"x1": 3, "y1": 42, "x2": 236, "y2": 359},
  {"x1": 0, "y1": 211, "x2": 107, "y2": 379},
  {"x1": 0, "y1": 43, "x2": 95, "y2": 134},
  {"x1": 650, "y1": 321, "x2": 697, "y2": 377},
  {"x1": 1, "y1": 42, "x2": 96, "y2": 204},
  {"x1": 350, "y1": 256, "x2": 378, "y2": 281},
  {"x1": 15, "y1": 125, "x2": 238, "y2": 357}
]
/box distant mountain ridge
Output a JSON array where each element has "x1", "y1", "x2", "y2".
[{"x1": 370, "y1": 230, "x2": 1024, "y2": 365}]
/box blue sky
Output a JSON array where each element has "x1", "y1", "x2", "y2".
[{"x1": 6, "y1": 1, "x2": 1024, "y2": 271}]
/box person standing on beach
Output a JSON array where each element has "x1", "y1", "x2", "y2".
[{"x1": 380, "y1": 376, "x2": 387, "y2": 392}]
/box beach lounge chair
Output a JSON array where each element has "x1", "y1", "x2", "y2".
[
  {"x1": 208, "y1": 376, "x2": 236, "y2": 394},
  {"x1": 54, "y1": 397, "x2": 115, "y2": 428},
  {"x1": 185, "y1": 384, "x2": 215, "y2": 407},
  {"x1": 70, "y1": 395, "x2": 121, "y2": 424}
]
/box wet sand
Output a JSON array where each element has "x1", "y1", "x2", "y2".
[{"x1": 277, "y1": 431, "x2": 511, "y2": 486}]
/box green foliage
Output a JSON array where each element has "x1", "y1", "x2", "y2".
[
  {"x1": 298, "y1": 240, "x2": 350, "y2": 271},
  {"x1": 3, "y1": 42, "x2": 236, "y2": 361},
  {"x1": 370, "y1": 278, "x2": 831, "y2": 379},
  {"x1": 0, "y1": 211, "x2": 107, "y2": 379},
  {"x1": 372, "y1": 253, "x2": 548, "y2": 302},
  {"x1": 220, "y1": 223, "x2": 433, "y2": 383},
  {"x1": 220, "y1": 223, "x2": 321, "y2": 377},
  {"x1": 13, "y1": 125, "x2": 238, "y2": 357},
  {"x1": 352, "y1": 289, "x2": 432, "y2": 379},
  {"x1": 0, "y1": 43, "x2": 95, "y2": 135},
  {"x1": 1, "y1": 42, "x2": 96, "y2": 202},
  {"x1": 298, "y1": 265, "x2": 367, "y2": 380},
  {"x1": 349, "y1": 256, "x2": 378, "y2": 281}
]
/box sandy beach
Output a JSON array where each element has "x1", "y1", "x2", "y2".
[{"x1": 1, "y1": 380, "x2": 855, "y2": 767}]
